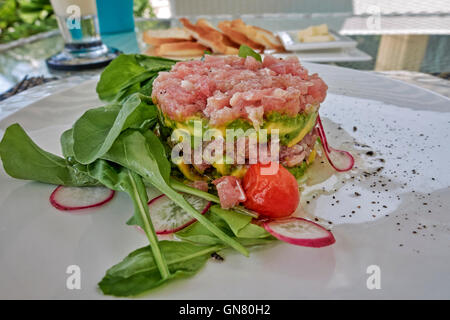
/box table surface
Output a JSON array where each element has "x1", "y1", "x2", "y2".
[{"x1": 0, "y1": 15, "x2": 449, "y2": 96}]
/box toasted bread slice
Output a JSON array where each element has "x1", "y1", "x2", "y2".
[
  {"x1": 197, "y1": 19, "x2": 240, "y2": 52},
  {"x1": 230, "y1": 19, "x2": 283, "y2": 51},
  {"x1": 180, "y1": 18, "x2": 239, "y2": 55},
  {"x1": 154, "y1": 41, "x2": 209, "y2": 57},
  {"x1": 218, "y1": 20, "x2": 265, "y2": 52},
  {"x1": 143, "y1": 28, "x2": 192, "y2": 46}
]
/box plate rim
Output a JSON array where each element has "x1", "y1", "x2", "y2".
[{"x1": 277, "y1": 29, "x2": 358, "y2": 51}]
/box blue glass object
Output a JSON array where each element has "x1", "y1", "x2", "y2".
[
  {"x1": 96, "y1": 0, "x2": 135, "y2": 35},
  {"x1": 66, "y1": 18, "x2": 83, "y2": 40}
]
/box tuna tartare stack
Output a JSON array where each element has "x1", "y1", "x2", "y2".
[{"x1": 152, "y1": 54, "x2": 328, "y2": 208}]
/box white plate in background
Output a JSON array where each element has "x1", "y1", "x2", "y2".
[
  {"x1": 274, "y1": 48, "x2": 371, "y2": 62},
  {"x1": 277, "y1": 29, "x2": 357, "y2": 51}
]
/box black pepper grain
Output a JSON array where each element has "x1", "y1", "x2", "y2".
[{"x1": 211, "y1": 252, "x2": 224, "y2": 261}]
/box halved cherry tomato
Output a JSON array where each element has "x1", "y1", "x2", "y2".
[{"x1": 242, "y1": 162, "x2": 299, "y2": 218}]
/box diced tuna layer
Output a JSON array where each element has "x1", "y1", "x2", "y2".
[
  {"x1": 152, "y1": 55, "x2": 327, "y2": 126},
  {"x1": 188, "y1": 180, "x2": 209, "y2": 192},
  {"x1": 212, "y1": 176, "x2": 246, "y2": 209}
]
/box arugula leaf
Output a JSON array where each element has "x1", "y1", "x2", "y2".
[
  {"x1": 135, "y1": 55, "x2": 177, "y2": 71},
  {"x1": 102, "y1": 129, "x2": 249, "y2": 256},
  {"x1": 238, "y1": 44, "x2": 262, "y2": 62},
  {"x1": 170, "y1": 178, "x2": 220, "y2": 203},
  {"x1": 210, "y1": 205, "x2": 270, "y2": 239},
  {"x1": 99, "y1": 241, "x2": 222, "y2": 297},
  {"x1": 0, "y1": 123, "x2": 98, "y2": 186},
  {"x1": 176, "y1": 206, "x2": 271, "y2": 245},
  {"x1": 96, "y1": 54, "x2": 175, "y2": 102},
  {"x1": 176, "y1": 219, "x2": 275, "y2": 247},
  {"x1": 176, "y1": 211, "x2": 233, "y2": 245},
  {"x1": 60, "y1": 128, "x2": 74, "y2": 158},
  {"x1": 103, "y1": 129, "x2": 170, "y2": 184},
  {"x1": 112, "y1": 71, "x2": 160, "y2": 103},
  {"x1": 136, "y1": 74, "x2": 158, "y2": 97},
  {"x1": 210, "y1": 205, "x2": 253, "y2": 236},
  {"x1": 234, "y1": 237, "x2": 276, "y2": 247},
  {"x1": 96, "y1": 54, "x2": 147, "y2": 101},
  {"x1": 87, "y1": 159, "x2": 170, "y2": 281},
  {"x1": 72, "y1": 94, "x2": 158, "y2": 164}
]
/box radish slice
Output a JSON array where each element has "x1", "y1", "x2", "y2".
[
  {"x1": 317, "y1": 115, "x2": 354, "y2": 172},
  {"x1": 50, "y1": 186, "x2": 115, "y2": 211},
  {"x1": 148, "y1": 194, "x2": 211, "y2": 234},
  {"x1": 263, "y1": 217, "x2": 335, "y2": 248}
]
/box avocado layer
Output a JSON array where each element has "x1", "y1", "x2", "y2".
[
  {"x1": 162, "y1": 106, "x2": 318, "y2": 146},
  {"x1": 263, "y1": 108, "x2": 318, "y2": 147},
  {"x1": 160, "y1": 106, "x2": 319, "y2": 180}
]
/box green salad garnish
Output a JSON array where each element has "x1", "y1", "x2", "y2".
[{"x1": 0, "y1": 47, "x2": 282, "y2": 297}]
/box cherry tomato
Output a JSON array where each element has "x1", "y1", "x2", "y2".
[{"x1": 242, "y1": 162, "x2": 300, "y2": 218}]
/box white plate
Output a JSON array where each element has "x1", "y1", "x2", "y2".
[
  {"x1": 277, "y1": 30, "x2": 357, "y2": 51},
  {"x1": 274, "y1": 48, "x2": 371, "y2": 63},
  {"x1": 142, "y1": 36, "x2": 369, "y2": 63},
  {"x1": 0, "y1": 64, "x2": 449, "y2": 299},
  {"x1": 143, "y1": 48, "x2": 371, "y2": 64}
]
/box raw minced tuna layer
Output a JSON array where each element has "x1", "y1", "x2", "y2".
[{"x1": 152, "y1": 54, "x2": 327, "y2": 126}]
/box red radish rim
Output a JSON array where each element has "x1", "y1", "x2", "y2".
[
  {"x1": 50, "y1": 185, "x2": 115, "y2": 211},
  {"x1": 316, "y1": 115, "x2": 355, "y2": 172},
  {"x1": 147, "y1": 194, "x2": 212, "y2": 235},
  {"x1": 263, "y1": 217, "x2": 336, "y2": 248}
]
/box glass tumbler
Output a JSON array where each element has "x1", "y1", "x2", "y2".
[{"x1": 46, "y1": 0, "x2": 120, "y2": 70}]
